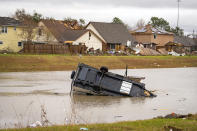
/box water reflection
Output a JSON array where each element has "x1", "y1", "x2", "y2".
[{"x1": 71, "y1": 94, "x2": 147, "y2": 107}]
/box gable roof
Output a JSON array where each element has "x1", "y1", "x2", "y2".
[
  {"x1": 41, "y1": 20, "x2": 70, "y2": 43},
  {"x1": 131, "y1": 24, "x2": 174, "y2": 35},
  {"x1": 0, "y1": 17, "x2": 23, "y2": 26},
  {"x1": 62, "y1": 29, "x2": 87, "y2": 41},
  {"x1": 87, "y1": 22, "x2": 135, "y2": 44},
  {"x1": 63, "y1": 29, "x2": 105, "y2": 43},
  {"x1": 174, "y1": 36, "x2": 196, "y2": 46}
]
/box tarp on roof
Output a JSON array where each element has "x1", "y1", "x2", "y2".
[{"x1": 133, "y1": 24, "x2": 173, "y2": 35}]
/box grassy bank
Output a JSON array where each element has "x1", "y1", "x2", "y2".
[
  {"x1": 0, "y1": 54, "x2": 197, "y2": 72},
  {"x1": 2, "y1": 115, "x2": 197, "y2": 131}
]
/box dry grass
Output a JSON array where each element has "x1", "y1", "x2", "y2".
[
  {"x1": 2, "y1": 118, "x2": 197, "y2": 131},
  {"x1": 0, "y1": 54, "x2": 197, "y2": 72}
]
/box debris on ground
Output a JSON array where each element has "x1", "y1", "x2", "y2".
[
  {"x1": 157, "y1": 48, "x2": 168, "y2": 55},
  {"x1": 28, "y1": 121, "x2": 42, "y2": 128},
  {"x1": 168, "y1": 51, "x2": 185, "y2": 56},
  {"x1": 138, "y1": 47, "x2": 161, "y2": 56},
  {"x1": 80, "y1": 127, "x2": 88, "y2": 130},
  {"x1": 164, "y1": 125, "x2": 183, "y2": 131},
  {"x1": 155, "y1": 113, "x2": 193, "y2": 119}
]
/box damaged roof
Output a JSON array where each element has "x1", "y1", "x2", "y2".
[
  {"x1": 0, "y1": 17, "x2": 23, "y2": 26},
  {"x1": 132, "y1": 24, "x2": 173, "y2": 35},
  {"x1": 88, "y1": 22, "x2": 135, "y2": 44},
  {"x1": 174, "y1": 36, "x2": 196, "y2": 46},
  {"x1": 41, "y1": 20, "x2": 70, "y2": 43}
]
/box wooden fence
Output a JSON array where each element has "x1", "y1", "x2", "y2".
[{"x1": 23, "y1": 44, "x2": 87, "y2": 54}]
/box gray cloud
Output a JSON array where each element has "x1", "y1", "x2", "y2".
[
  {"x1": 0, "y1": 0, "x2": 197, "y2": 34},
  {"x1": 0, "y1": 0, "x2": 197, "y2": 9}
]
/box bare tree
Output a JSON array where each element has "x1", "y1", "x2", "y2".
[
  {"x1": 13, "y1": 9, "x2": 40, "y2": 44},
  {"x1": 136, "y1": 19, "x2": 145, "y2": 28},
  {"x1": 63, "y1": 17, "x2": 85, "y2": 29}
]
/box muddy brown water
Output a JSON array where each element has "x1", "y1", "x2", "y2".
[{"x1": 0, "y1": 68, "x2": 197, "y2": 128}]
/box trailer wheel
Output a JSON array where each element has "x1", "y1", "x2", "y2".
[
  {"x1": 71, "y1": 71, "x2": 76, "y2": 79},
  {"x1": 100, "y1": 66, "x2": 108, "y2": 73}
]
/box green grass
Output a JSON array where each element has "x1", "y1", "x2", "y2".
[
  {"x1": 0, "y1": 54, "x2": 197, "y2": 72},
  {"x1": 1, "y1": 118, "x2": 197, "y2": 131}
]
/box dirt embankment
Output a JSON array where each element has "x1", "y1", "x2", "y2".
[{"x1": 0, "y1": 54, "x2": 197, "y2": 72}]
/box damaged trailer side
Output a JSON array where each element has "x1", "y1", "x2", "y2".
[{"x1": 71, "y1": 63, "x2": 156, "y2": 97}]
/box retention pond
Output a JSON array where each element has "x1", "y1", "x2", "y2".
[{"x1": 0, "y1": 68, "x2": 197, "y2": 128}]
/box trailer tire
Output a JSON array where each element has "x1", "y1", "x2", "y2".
[
  {"x1": 71, "y1": 71, "x2": 76, "y2": 79},
  {"x1": 100, "y1": 66, "x2": 108, "y2": 73}
]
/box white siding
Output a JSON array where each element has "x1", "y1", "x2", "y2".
[
  {"x1": 75, "y1": 31, "x2": 103, "y2": 50},
  {"x1": 86, "y1": 24, "x2": 106, "y2": 42}
]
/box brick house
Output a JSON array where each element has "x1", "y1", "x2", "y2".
[{"x1": 130, "y1": 24, "x2": 174, "y2": 50}]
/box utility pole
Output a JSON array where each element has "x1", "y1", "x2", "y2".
[{"x1": 177, "y1": 0, "x2": 181, "y2": 28}]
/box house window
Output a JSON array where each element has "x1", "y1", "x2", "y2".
[
  {"x1": 0, "y1": 41, "x2": 3, "y2": 44},
  {"x1": 38, "y1": 29, "x2": 42, "y2": 36},
  {"x1": 110, "y1": 44, "x2": 115, "y2": 50},
  {"x1": 154, "y1": 34, "x2": 157, "y2": 39},
  {"x1": 89, "y1": 32, "x2": 91, "y2": 40},
  {"x1": 2, "y1": 27, "x2": 7, "y2": 33},
  {"x1": 18, "y1": 42, "x2": 22, "y2": 46}
]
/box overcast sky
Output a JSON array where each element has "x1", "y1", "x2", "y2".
[{"x1": 0, "y1": 0, "x2": 196, "y2": 34}]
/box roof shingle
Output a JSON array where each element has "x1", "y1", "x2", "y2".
[
  {"x1": 41, "y1": 20, "x2": 70, "y2": 42},
  {"x1": 88, "y1": 22, "x2": 135, "y2": 45},
  {"x1": 174, "y1": 36, "x2": 196, "y2": 46},
  {"x1": 0, "y1": 17, "x2": 23, "y2": 26}
]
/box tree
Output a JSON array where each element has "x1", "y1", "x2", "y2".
[
  {"x1": 136, "y1": 19, "x2": 145, "y2": 28},
  {"x1": 32, "y1": 10, "x2": 42, "y2": 23},
  {"x1": 78, "y1": 18, "x2": 86, "y2": 29},
  {"x1": 13, "y1": 9, "x2": 39, "y2": 43},
  {"x1": 171, "y1": 26, "x2": 184, "y2": 36},
  {"x1": 149, "y1": 16, "x2": 184, "y2": 36},
  {"x1": 79, "y1": 18, "x2": 85, "y2": 26},
  {"x1": 13, "y1": 9, "x2": 26, "y2": 21},
  {"x1": 112, "y1": 17, "x2": 131, "y2": 29},
  {"x1": 149, "y1": 16, "x2": 170, "y2": 31},
  {"x1": 112, "y1": 17, "x2": 124, "y2": 24}
]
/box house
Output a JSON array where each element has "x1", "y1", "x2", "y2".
[
  {"x1": 174, "y1": 36, "x2": 197, "y2": 53},
  {"x1": 0, "y1": 17, "x2": 25, "y2": 52},
  {"x1": 86, "y1": 22, "x2": 136, "y2": 51},
  {"x1": 62, "y1": 29, "x2": 105, "y2": 51},
  {"x1": 36, "y1": 20, "x2": 70, "y2": 44},
  {"x1": 37, "y1": 20, "x2": 104, "y2": 51},
  {"x1": 130, "y1": 24, "x2": 174, "y2": 50}
]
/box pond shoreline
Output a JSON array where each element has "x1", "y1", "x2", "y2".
[
  {"x1": 1, "y1": 113, "x2": 197, "y2": 131},
  {"x1": 0, "y1": 54, "x2": 197, "y2": 72}
]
